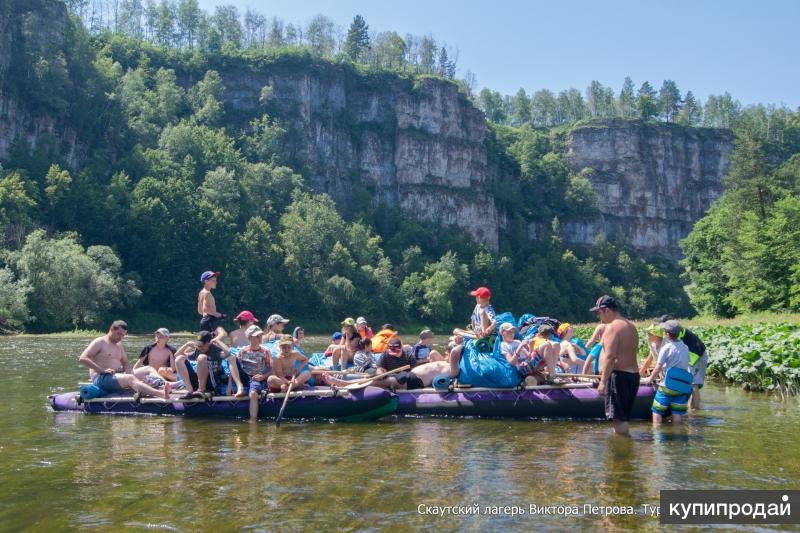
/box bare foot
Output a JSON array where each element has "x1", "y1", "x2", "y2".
[
  {"x1": 235, "y1": 390, "x2": 247, "y2": 398},
  {"x1": 163, "y1": 381, "x2": 173, "y2": 399}
]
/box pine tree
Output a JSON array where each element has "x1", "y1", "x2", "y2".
[
  {"x1": 636, "y1": 81, "x2": 658, "y2": 121},
  {"x1": 617, "y1": 76, "x2": 636, "y2": 118},
  {"x1": 658, "y1": 80, "x2": 682, "y2": 122},
  {"x1": 437, "y1": 47, "x2": 455, "y2": 78},
  {"x1": 677, "y1": 91, "x2": 701, "y2": 126},
  {"x1": 343, "y1": 15, "x2": 370, "y2": 62}
]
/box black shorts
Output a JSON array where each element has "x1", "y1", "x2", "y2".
[
  {"x1": 605, "y1": 370, "x2": 640, "y2": 422},
  {"x1": 181, "y1": 359, "x2": 216, "y2": 393},
  {"x1": 200, "y1": 315, "x2": 221, "y2": 332}
]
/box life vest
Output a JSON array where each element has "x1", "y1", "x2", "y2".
[{"x1": 678, "y1": 328, "x2": 704, "y2": 367}]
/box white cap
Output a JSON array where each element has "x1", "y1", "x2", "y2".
[
  {"x1": 356, "y1": 316, "x2": 368, "y2": 326},
  {"x1": 267, "y1": 314, "x2": 290, "y2": 326},
  {"x1": 245, "y1": 325, "x2": 264, "y2": 338},
  {"x1": 155, "y1": 328, "x2": 171, "y2": 337}
]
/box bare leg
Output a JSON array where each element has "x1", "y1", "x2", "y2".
[
  {"x1": 448, "y1": 345, "x2": 463, "y2": 379},
  {"x1": 294, "y1": 370, "x2": 311, "y2": 388},
  {"x1": 612, "y1": 420, "x2": 630, "y2": 435},
  {"x1": 117, "y1": 374, "x2": 169, "y2": 399},
  {"x1": 227, "y1": 358, "x2": 246, "y2": 397},
  {"x1": 331, "y1": 347, "x2": 342, "y2": 371},
  {"x1": 196, "y1": 354, "x2": 209, "y2": 392},
  {"x1": 175, "y1": 355, "x2": 196, "y2": 394},
  {"x1": 690, "y1": 385, "x2": 701, "y2": 410},
  {"x1": 429, "y1": 350, "x2": 443, "y2": 362},
  {"x1": 582, "y1": 355, "x2": 595, "y2": 375},
  {"x1": 267, "y1": 375, "x2": 288, "y2": 392},
  {"x1": 249, "y1": 390, "x2": 259, "y2": 421},
  {"x1": 671, "y1": 414, "x2": 683, "y2": 424},
  {"x1": 652, "y1": 413, "x2": 663, "y2": 426}
]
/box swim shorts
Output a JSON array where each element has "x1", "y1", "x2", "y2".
[
  {"x1": 92, "y1": 373, "x2": 125, "y2": 392},
  {"x1": 691, "y1": 352, "x2": 708, "y2": 387},
  {"x1": 181, "y1": 359, "x2": 215, "y2": 393},
  {"x1": 248, "y1": 379, "x2": 268, "y2": 395},
  {"x1": 200, "y1": 314, "x2": 221, "y2": 332},
  {"x1": 605, "y1": 370, "x2": 640, "y2": 422},
  {"x1": 652, "y1": 386, "x2": 689, "y2": 416}
]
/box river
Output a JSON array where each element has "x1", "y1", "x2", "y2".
[{"x1": 1, "y1": 334, "x2": 798, "y2": 531}]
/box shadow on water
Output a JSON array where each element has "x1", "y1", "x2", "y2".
[{"x1": 2, "y1": 335, "x2": 800, "y2": 531}]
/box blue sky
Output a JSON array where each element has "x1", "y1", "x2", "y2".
[{"x1": 198, "y1": 0, "x2": 800, "y2": 108}]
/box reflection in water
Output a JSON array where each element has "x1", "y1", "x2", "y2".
[{"x1": 2, "y1": 335, "x2": 800, "y2": 531}]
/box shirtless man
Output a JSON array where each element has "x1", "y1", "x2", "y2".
[
  {"x1": 174, "y1": 331, "x2": 246, "y2": 399},
  {"x1": 268, "y1": 335, "x2": 310, "y2": 392},
  {"x1": 591, "y1": 295, "x2": 640, "y2": 436},
  {"x1": 198, "y1": 271, "x2": 227, "y2": 338},
  {"x1": 78, "y1": 320, "x2": 171, "y2": 399}
]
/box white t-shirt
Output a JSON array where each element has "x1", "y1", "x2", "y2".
[{"x1": 657, "y1": 339, "x2": 690, "y2": 386}]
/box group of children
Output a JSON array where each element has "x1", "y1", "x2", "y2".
[{"x1": 78, "y1": 272, "x2": 706, "y2": 425}]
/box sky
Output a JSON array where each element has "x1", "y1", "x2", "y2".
[{"x1": 198, "y1": 0, "x2": 800, "y2": 108}]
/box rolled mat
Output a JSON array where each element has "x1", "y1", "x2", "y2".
[
  {"x1": 80, "y1": 384, "x2": 104, "y2": 400},
  {"x1": 432, "y1": 373, "x2": 451, "y2": 391},
  {"x1": 474, "y1": 338, "x2": 492, "y2": 353}
]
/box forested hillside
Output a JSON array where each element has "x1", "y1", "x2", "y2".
[{"x1": 0, "y1": 0, "x2": 797, "y2": 332}]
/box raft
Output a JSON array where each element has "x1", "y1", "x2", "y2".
[
  {"x1": 49, "y1": 386, "x2": 397, "y2": 422},
  {"x1": 394, "y1": 383, "x2": 657, "y2": 419}
]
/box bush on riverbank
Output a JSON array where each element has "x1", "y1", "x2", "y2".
[{"x1": 697, "y1": 323, "x2": 800, "y2": 395}]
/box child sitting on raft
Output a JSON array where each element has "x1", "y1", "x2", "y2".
[
  {"x1": 529, "y1": 325, "x2": 566, "y2": 385},
  {"x1": 268, "y1": 335, "x2": 310, "y2": 393},
  {"x1": 236, "y1": 325, "x2": 273, "y2": 421}
]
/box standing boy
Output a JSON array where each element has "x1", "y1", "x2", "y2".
[{"x1": 198, "y1": 271, "x2": 227, "y2": 338}]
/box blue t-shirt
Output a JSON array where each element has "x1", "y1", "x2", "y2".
[{"x1": 411, "y1": 342, "x2": 432, "y2": 361}]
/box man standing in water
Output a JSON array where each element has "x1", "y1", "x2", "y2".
[
  {"x1": 592, "y1": 295, "x2": 640, "y2": 436},
  {"x1": 79, "y1": 320, "x2": 171, "y2": 399}
]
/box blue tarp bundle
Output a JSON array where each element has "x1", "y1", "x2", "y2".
[{"x1": 458, "y1": 338, "x2": 520, "y2": 388}]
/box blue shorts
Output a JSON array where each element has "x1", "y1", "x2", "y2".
[
  {"x1": 92, "y1": 373, "x2": 125, "y2": 392},
  {"x1": 248, "y1": 379, "x2": 268, "y2": 395},
  {"x1": 652, "y1": 387, "x2": 689, "y2": 416}
]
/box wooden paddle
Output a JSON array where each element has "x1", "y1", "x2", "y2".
[
  {"x1": 544, "y1": 372, "x2": 600, "y2": 379},
  {"x1": 343, "y1": 365, "x2": 410, "y2": 390},
  {"x1": 275, "y1": 379, "x2": 294, "y2": 428}
]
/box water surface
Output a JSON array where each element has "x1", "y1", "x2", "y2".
[{"x1": 2, "y1": 334, "x2": 798, "y2": 531}]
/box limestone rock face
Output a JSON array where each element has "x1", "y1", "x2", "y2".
[
  {"x1": 0, "y1": 2, "x2": 734, "y2": 259},
  {"x1": 0, "y1": 0, "x2": 84, "y2": 168},
  {"x1": 563, "y1": 119, "x2": 734, "y2": 258}
]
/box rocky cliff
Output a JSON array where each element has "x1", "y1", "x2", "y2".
[
  {"x1": 0, "y1": 0, "x2": 733, "y2": 259},
  {"x1": 563, "y1": 120, "x2": 734, "y2": 258},
  {"x1": 0, "y1": 0, "x2": 84, "y2": 168}
]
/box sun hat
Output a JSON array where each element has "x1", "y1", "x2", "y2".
[
  {"x1": 267, "y1": 314, "x2": 290, "y2": 326},
  {"x1": 200, "y1": 271, "x2": 220, "y2": 282},
  {"x1": 499, "y1": 322, "x2": 516, "y2": 333},
  {"x1": 589, "y1": 295, "x2": 618, "y2": 312},
  {"x1": 245, "y1": 325, "x2": 264, "y2": 338},
  {"x1": 236, "y1": 310, "x2": 258, "y2": 322},
  {"x1": 342, "y1": 317, "x2": 356, "y2": 327},
  {"x1": 469, "y1": 287, "x2": 491, "y2": 299},
  {"x1": 645, "y1": 323, "x2": 664, "y2": 338}
]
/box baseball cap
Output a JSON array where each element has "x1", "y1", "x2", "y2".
[
  {"x1": 661, "y1": 320, "x2": 682, "y2": 336},
  {"x1": 278, "y1": 334, "x2": 294, "y2": 347},
  {"x1": 356, "y1": 316, "x2": 368, "y2": 326},
  {"x1": 469, "y1": 286, "x2": 492, "y2": 299},
  {"x1": 382, "y1": 323, "x2": 395, "y2": 331},
  {"x1": 236, "y1": 310, "x2": 258, "y2": 322},
  {"x1": 267, "y1": 314, "x2": 290, "y2": 326},
  {"x1": 557, "y1": 323, "x2": 571, "y2": 336},
  {"x1": 197, "y1": 331, "x2": 214, "y2": 344},
  {"x1": 499, "y1": 322, "x2": 516, "y2": 333},
  {"x1": 332, "y1": 332, "x2": 343, "y2": 341},
  {"x1": 155, "y1": 327, "x2": 171, "y2": 337},
  {"x1": 657, "y1": 314, "x2": 674, "y2": 324},
  {"x1": 645, "y1": 323, "x2": 664, "y2": 337},
  {"x1": 341, "y1": 317, "x2": 356, "y2": 327},
  {"x1": 200, "y1": 271, "x2": 220, "y2": 282},
  {"x1": 387, "y1": 338, "x2": 402, "y2": 349},
  {"x1": 590, "y1": 295, "x2": 618, "y2": 312},
  {"x1": 419, "y1": 329, "x2": 434, "y2": 339},
  {"x1": 245, "y1": 325, "x2": 264, "y2": 338}
]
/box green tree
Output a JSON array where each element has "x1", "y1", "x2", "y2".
[
  {"x1": 617, "y1": 76, "x2": 636, "y2": 118},
  {"x1": 306, "y1": 14, "x2": 336, "y2": 56},
  {"x1": 531, "y1": 89, "x2": 559, "y2": 126},
  {"x1": 636, "y1": 81, "x2": 658, "y2": 121},
  {"x1": 44, "y1": 164, "x2": 73, "y2": 228},
  {"x1": 400, "y1": 251, "x2": 469, "y2": 322},
  {"x1": 677, "y1": 90, "x2": 701, "y2": 126},
  {"x1": 658, "y1": 80, "x2": 681, "y2": 122},
  {"x1": 176, "y1": 0, "x2": 201, "y2": 49},
  {"x1": 0, "y1": 170, "x2": 37, "y2": 248},
  {"x1": 212, "y1": 5, "x2": 242, "y2": 49},
  {"x1": 477, "y1": 89, "x2": 506, "y2": 124},
  {"x1": 7, "y1": 230, "x2": 140, "y2": 330},
  {"x1": 0, "y1": 268, "x2": 30, "y2": 332},
  {"x1": 343, "y1": 15, "x2": 370, "y2": 62},
  {"x1": 510, "y1": 88, "x2": 531, "y2": 127}
]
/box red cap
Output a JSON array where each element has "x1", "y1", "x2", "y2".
[
  {"x1": 235, "y1": 310, "x2": 258, "y2": 322},
  {"x1": 469, "y1": 287, "x2": 492, "y2": 299}
]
